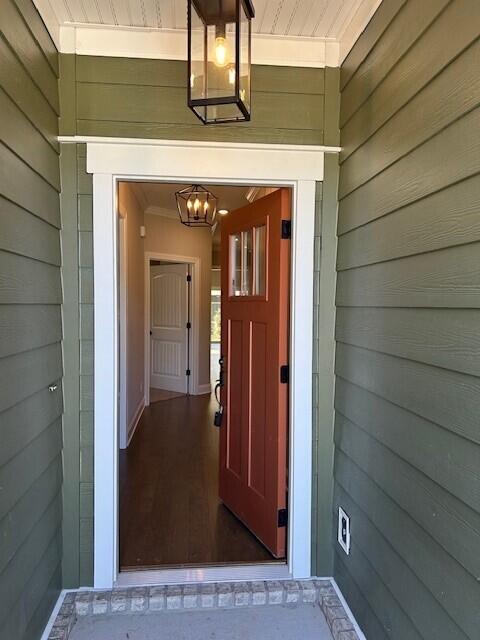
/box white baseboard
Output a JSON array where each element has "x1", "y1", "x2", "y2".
[
  {"x1": 126, "y1": 397, "x2": 145, "y2": 447},
  {"x1": 194, "y1": 383, "x2": 212, "y2": 396}
]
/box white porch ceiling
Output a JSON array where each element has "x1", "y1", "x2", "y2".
[
  {"x1": 34, "y1": 0, "x2": 383, "y2": 65},
  {"x1": 41, "y1": 0, "x2": 366, "y2": 38}
]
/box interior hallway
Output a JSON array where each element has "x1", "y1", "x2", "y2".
[{"x1": 119, "y1": 394, "x2": 277, "y2": 570}]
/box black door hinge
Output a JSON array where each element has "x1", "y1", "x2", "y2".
[
  {"x1": 280, "y1": 365, "x2": 289, "y2": 384},
  {"x1": 278, "y1": 508, "x2": 288, "y2": 528},
  {"x1": 186, "y1": 322, "x2": 191, "y2": 329},
  {"x1": 186, "y1": 274, "x2": 192, "y2": 282},
  {"x1": 281, "y1": 220, "x2": 291, "y2": 239},
  {"x1": 186, "y1": 369, "x2": 191, "y2": 376}
]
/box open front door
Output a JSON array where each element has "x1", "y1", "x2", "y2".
[{"x1": 219, "y1": 188, "x2": 290, "y2": 558}]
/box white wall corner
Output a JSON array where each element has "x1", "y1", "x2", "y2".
[{"x1": 324, "y1": 40, "x2": 341, "y2": 68}]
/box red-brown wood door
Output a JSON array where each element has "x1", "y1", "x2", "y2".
[{"x1": 219, "y1": 188, "x2": 290, "y2": 558}]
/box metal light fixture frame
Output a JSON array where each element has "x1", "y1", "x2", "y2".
[
  {"x1": 187, "y1": 0, "x2": 255, "y2": 124},
  {"x1": 175, "y1": 184, "x2": 218, "y2": 227}
]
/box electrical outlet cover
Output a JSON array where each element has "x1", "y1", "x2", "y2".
[{"x1": 338, "y1": 507, "x2": 351, "y2": 555}]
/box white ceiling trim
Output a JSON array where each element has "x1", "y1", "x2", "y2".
[
  {"x1": 59, "y1": 23, "x2": 339, "y2": 67},
  {"x1": 34, "y1": 0, "x2": 382, "y2": 68}
]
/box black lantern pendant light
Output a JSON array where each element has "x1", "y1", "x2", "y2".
[
  {"x1": 187, "y1": 0, "x2": 255, "y2": 124},
  {"x1": 175, "y1": 184, "x2": 218, "y2": 226}
]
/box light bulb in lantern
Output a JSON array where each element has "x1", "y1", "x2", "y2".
[
  {"x1": 193, "y1": 197, "x2": 201, "y2": 213},
  {"x1": 204, "y1": 201, "x2": 209, "y2": 211},
  {"x1": 187, "y1": 199, "x2": 192, "y2": 210},
  {"x1": 214, "y1": 36, "x2": 228, "y2": 67}
]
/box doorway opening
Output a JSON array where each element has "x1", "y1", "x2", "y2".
[{"x1": 117, "y1": 181, "x2": 291, "y2": 573}]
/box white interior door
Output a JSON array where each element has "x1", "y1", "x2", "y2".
[{"x1": 150, "y1": 263, "x2": 189, "y2": 393}]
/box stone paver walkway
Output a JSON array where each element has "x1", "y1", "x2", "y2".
[{"x1": 69, "y1": 603, "x2": 334, "y2": 639}]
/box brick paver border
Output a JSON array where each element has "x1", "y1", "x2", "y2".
[{"x1": 48, "y1": 579, "x2": 360, "y2": 640}]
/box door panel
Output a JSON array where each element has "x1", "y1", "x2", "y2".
[
  {"x1": 150, "y1": 263, "x2": 189, "y2": 393},
  {"x1": 249, "y1": 321, "x2": 267, "y2": 498},
  {"x1": 226, "y1": 318, "x2": 243, "y2": 478},
  {"x1": 220, "y1": 188, "x2": 290, "y2": 558}
]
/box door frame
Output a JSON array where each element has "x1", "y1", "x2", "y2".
[
  {"x1": 144, "y1": 252, "x2": 201, "y2": 403},
  {"x1": 86, "y1": 138, "x2": 335, "y2": 588},
  {"x1": 118, "y1": 215, "x2": 128, "y2": 449}
]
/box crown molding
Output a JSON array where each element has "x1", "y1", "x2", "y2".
[
  {"x1": 144, "y1": 205, "x2": 178, "y2": 220},
  {"x1": 59, "y1": 23, "x2": 340, "y2": 67}
]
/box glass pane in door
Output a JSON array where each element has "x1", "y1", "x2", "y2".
[
  {"x1": 254, "y1": 225, "x2": 266, "y2": 296},
  {"x1": 230, "y1": 230, "x2": 253, "y2": 296}
]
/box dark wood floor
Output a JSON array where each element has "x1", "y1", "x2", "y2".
[{"x1": 119, "y1": 393, "x2": 276, "y2": 570}]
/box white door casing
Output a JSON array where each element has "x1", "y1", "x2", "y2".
[
  {"x1": 83, "y1": 137, "x2": 338, "y2": 588},
  {"x1": 150, "y1": 263, "x2": 189, "y2": 393}
]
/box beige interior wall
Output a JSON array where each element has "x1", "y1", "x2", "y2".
[
  {"x1": 118, "y1": 183, "x2": 146, "y2": 432},
  {"x1": 211, "y1": 268, "x2": 221, "y2": 289},
  {"x1": 145, "y1": 213, "x2": 213, "y2": 388}
]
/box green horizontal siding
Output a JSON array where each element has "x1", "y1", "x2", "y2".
[
  {"x1": 0, "y1": 2, "x2": 62, "y2": 637},
  {"x1": 336, "y1": 1, "x2": 480, "y2": 638},
  {"x1": 60, "y1": 54, "x2": 326, "y2": 145},
  {"x1": 59, "y1": 55, "x2": 334, "y2": 585}
]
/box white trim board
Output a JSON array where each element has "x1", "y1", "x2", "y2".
[
  {"x1": 91, "y1": 139, "x2": 328, "y2": 588},
  {"x1": 118, "y1": 216, "x2": 128, "y2": 449},
  {"x1": 60, "y1": 24, "x2": 340, "y2": 68},
  {"x1": 59, "y1": 136, "x2": 341, "y2": 155},
  {"x1": 87, "y1": 145, "x2": 330, "y2": 183}
]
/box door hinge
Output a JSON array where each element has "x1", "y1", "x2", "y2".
[
  {"x1": 280, "y1": 364, "x2": 289, "y2": 384},
  {"x1": 186, "y1": 274, "x2": 192, "y2": 282},
  {"x1": 186, "y1": 369, "x2": 191, "y2": 376},
  {"x1": 281, "y1": 219, "x2": 291, "y2": 239},
  {"x1": 186, "y1": 321, "x2": 191, "y2": 329},
  {"x1": 278, "y1": 508, "x2": 288, "y2": 528}
]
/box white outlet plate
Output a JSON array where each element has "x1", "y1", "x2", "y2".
[{"x1": 338, "y1": 507, "x2": 351, "y2": 555}]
